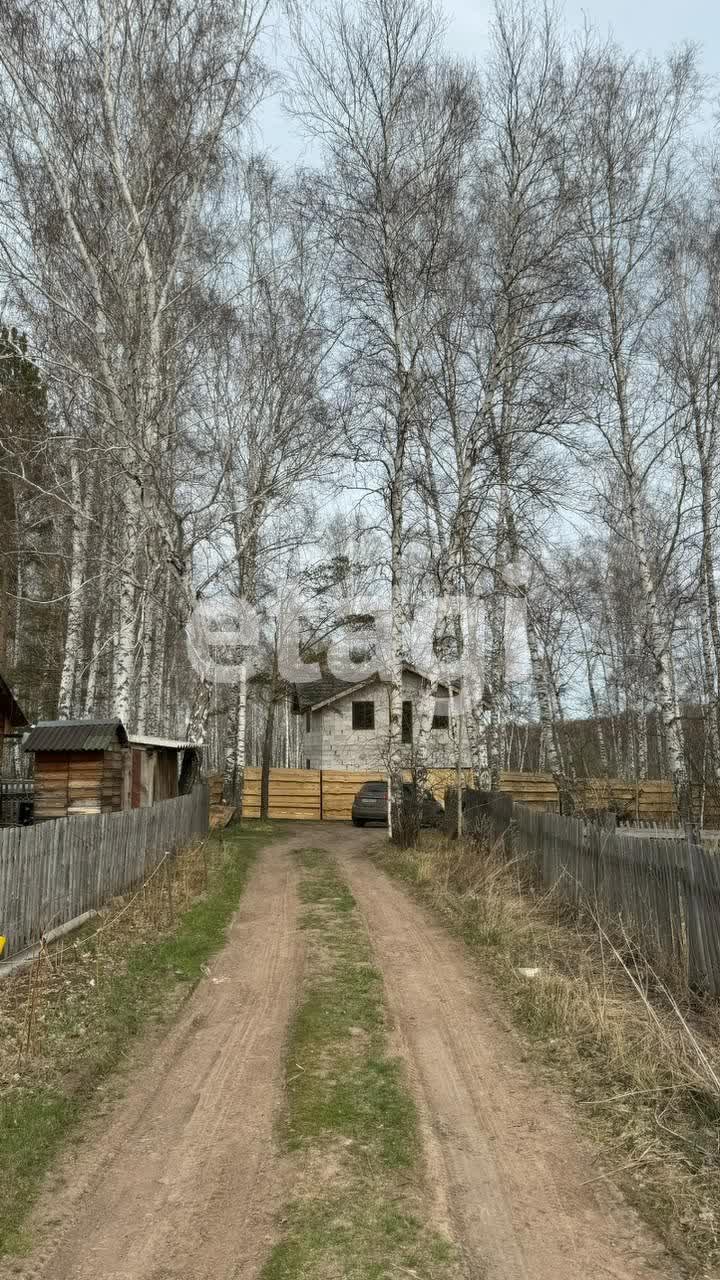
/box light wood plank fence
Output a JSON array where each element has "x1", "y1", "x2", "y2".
[
  {"x1": 474, "y1": 793, "x2": 720, "y2": 996},
  {"x1": 0, "y1": 785, "x2": 209, "y2": 960},
  {"x1": 242, "y1": 768, "x2": 323, "y2": 820},
  {"x1": 236, "y1": 767, "x2": 704, "y2": 822}
]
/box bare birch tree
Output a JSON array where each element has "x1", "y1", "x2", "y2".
[
  {"x1": 662, "y1": 189, "x2": 720, "y2": 784},
  {"x1": 289, "y1": 0, "x2": 475, "y2": 838},
  {"x1": 0, "y1": 0, "x2": 268, "y2": 732},
  {"x1": 571, "y1": 39, "x2": 698, "y2": 811}
]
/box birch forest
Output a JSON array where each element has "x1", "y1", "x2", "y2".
[{"x1": 1, "y1": 0, "x2": 719, "y2": 814}]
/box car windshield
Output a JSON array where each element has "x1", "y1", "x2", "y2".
[{"x1": 360, "y1": 783, "x2": 386, "y2": 794}]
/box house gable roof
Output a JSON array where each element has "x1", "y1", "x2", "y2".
[
  {"x1": 0, "y1": 672, "x2": 29, "y2": 730},
  {"x1": 292, "y1": 663, "x2": 458, "y2": 714},
  {"x1": 291, "y1": 671, "x2": 359, "y2": 714},
  {"x1": 24, "y1": 719, "x2": 129, "y2": 753}
]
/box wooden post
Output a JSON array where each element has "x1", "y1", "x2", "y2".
[
  {"x1": 455, "y1": 689, "x2": 463, "y2": 839},
  {"x1": 685, "y1": 823, "x2": 706, "y2": 990},
  {"x1": 165, "y1": 852, "x2": 175, "y2": 927}
]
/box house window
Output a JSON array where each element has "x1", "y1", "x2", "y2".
[
  {"x1": 306, "y1": 757, "x2": 311, "y2": 769},
  {"x1": 305, "y1": 710, "x2": 311, "y2": 733},
  {"x1": 352, "y1": 700, "x2": 375, "y2": 730},
  {"x1": 402, "y1": 700, "x2": 413, "y2": 744},
  {"x1": 432, "y1": 697, "x2": 449, "y2": 730}
]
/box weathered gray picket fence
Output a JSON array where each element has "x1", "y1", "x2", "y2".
[
  {"x1": 0, "y1": 785, "x2": 209, "y2": 960},
  {"x1": 471, "y1": 792, "x2": 720, "y2": 996}
]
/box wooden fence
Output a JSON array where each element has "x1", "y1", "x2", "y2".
[
  {"x1": 238, "y1": 767, "x2": 698, "y2": 822},
  {"x1": 0, "y1": 784, "x2": 209, "y2": 960},
  {"x1": 473, "y1": 792, "x2": 720, "y2": 996},
  {"x1": 0, "y1": 778, "x2": 33, "y2": 828},
  {"x1": 243, "y1": 768, "x2": 323, "y2": 820}
]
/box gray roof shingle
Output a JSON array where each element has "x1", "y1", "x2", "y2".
[{"x1": 291, "y1": 672, "x2": 358, "y2": 713}]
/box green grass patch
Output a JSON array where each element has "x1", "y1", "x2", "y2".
[
  {"x1": 0, "y1": 819, "x2": 273, "y2": 1257},
  {"x1": 262, "y1": 846, "x2": 459, "y2": 1280}
]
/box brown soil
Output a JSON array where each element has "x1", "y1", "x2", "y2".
[
  {"x1": 8, "y1": 837, "x2": 302, "y2": 1280},
  {"x1": 334, "y1": 827, "x2": 677, "y2": 1280},
  {"x1": 8, "y1": 824, "x2": 680, "y2": 1280}
]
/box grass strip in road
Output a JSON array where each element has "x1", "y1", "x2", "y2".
[
  {"x1": 262, "y1": 846, "x2": 460, "y2": 1280},
  {"x1": 0, "y1": 819, "x2": 274, "y2": 1258}
]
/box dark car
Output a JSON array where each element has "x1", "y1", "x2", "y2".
[{"x1": 351, "y1": 780, "x2": 444, "y2": 828}]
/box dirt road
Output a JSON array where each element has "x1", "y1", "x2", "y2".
[
  {"x1": 337, "y1": 832, "x2": 670, "y2": 1280},
  {"x1": 14, "y1": 836, "x2": 302, "y2": 1280},
  {"x1": 13, "y1": 825, "x2": 674, "y2": 1280}
]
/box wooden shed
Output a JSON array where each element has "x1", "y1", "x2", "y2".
[
  {"x1": 24, "y1": 720, "x2": 200, "y2": 820},
  {"x1": 24, "y1": 719, "x2": 130, "y2": 819},
  {"x1": 126, "y1": 735, "x2": 196, "y2": 807}
]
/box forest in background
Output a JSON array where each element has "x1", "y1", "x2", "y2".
[{"x1": 1, "y1": 0, "x2": 720, "y2": 814}]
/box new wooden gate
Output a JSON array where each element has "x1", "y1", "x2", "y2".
[{"x1": 242, "y1": 768, "x2": 321, "y2": 820}]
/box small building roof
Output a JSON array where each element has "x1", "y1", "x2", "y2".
[
  {"x1": 0, "y1": 672, "x2": 29, "y2": 730},
  {"x1": 24, "y1": 719, "x2": 129, "y2": 753},
  {"x1": 127, "y1": 734, "x2": 197, "y2": 751}
]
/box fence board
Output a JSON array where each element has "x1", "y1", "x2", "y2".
[
  {"x1": 232, "y1": 766, "x2": 720, "y2": 825},
  {"x1": 474, "y1": 792, "x2": 720, "y2": 996},
  {"x1": 0, "y1": 785, "x2": 209, "y2": 960},
  {"x1": 242, "y1": 767, "x2": 321, "y2": 820},
  {"x1": 322, "y1": 771, "x2": 384, "y2": 820}
]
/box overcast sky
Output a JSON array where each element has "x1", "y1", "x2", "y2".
[{"x1": 256, "y1": 0, "x2": 720, "y2": 167}]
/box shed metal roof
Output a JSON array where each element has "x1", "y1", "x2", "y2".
[
  {"x1": 24, "y1": 719, "x2": 129, "y2": 753},
  {"x1": 128, "y1": 734, "x2": 197, "y2": 751}
]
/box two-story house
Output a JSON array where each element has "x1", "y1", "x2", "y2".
[{"x1": 291, "y1": 662, "x2": 464, "y2": 771}]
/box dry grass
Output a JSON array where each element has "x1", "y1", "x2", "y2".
[
  {"x1": 0, "y1": 836, "x2": 217, "y2": 1090},
  {"x1": 376, "y1": 832, "x2": 720, "y2": 1279}
]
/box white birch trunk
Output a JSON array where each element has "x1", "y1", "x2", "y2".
[
  {"x1": 148, "y1": 572, "x2": 168, "y2": 733},
  {"x1": 135, "y1": 581, "x2": 156, "y2": 735},
  {"x1": 698, "y1": 455, "x2": 720, "y2": 774},
  {"x1": 112, "y1": 481, "x2": 142, "y2": 725},
  {"x1": 487, "y1": 584, "x2": 507, "y2": 790},
  {"x1": 462, "y1": 630, "x2": 490, "y2": 790},
  {"x1": 525, "y1": 613, "x2": 561, "y2": 777},
  {"x1": 223, "y1": 664, "x2": 247, "y2": 812},
  {"x1": 625, "y1": 472, "x2": 687, "y2": 806},
  {"x1": 57, "y1": 454, "x2": 89, "y2": 718},
  {"x1": 413, "y1": 678, "x2": 438, "y2": 779},
  {"x1": 83, "y1": 630, "x2": 100, "y2": 716},
  {"x1": 636, "y1": 706, "x2": 648, "y2": 781},
  {"x1": 698, "y1": 567, "x2": 720, "y2": 783},
  {"x1": 388, "y1": 471, "x2": 405, "y2": 829}
]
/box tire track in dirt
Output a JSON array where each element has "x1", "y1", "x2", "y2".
[
  {"x1": 324, "y1": 828, "x2": 677, "y2": 1280},
  {"x1": 11, "y1": 836, "x2": 303, "y2": 1280}
]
